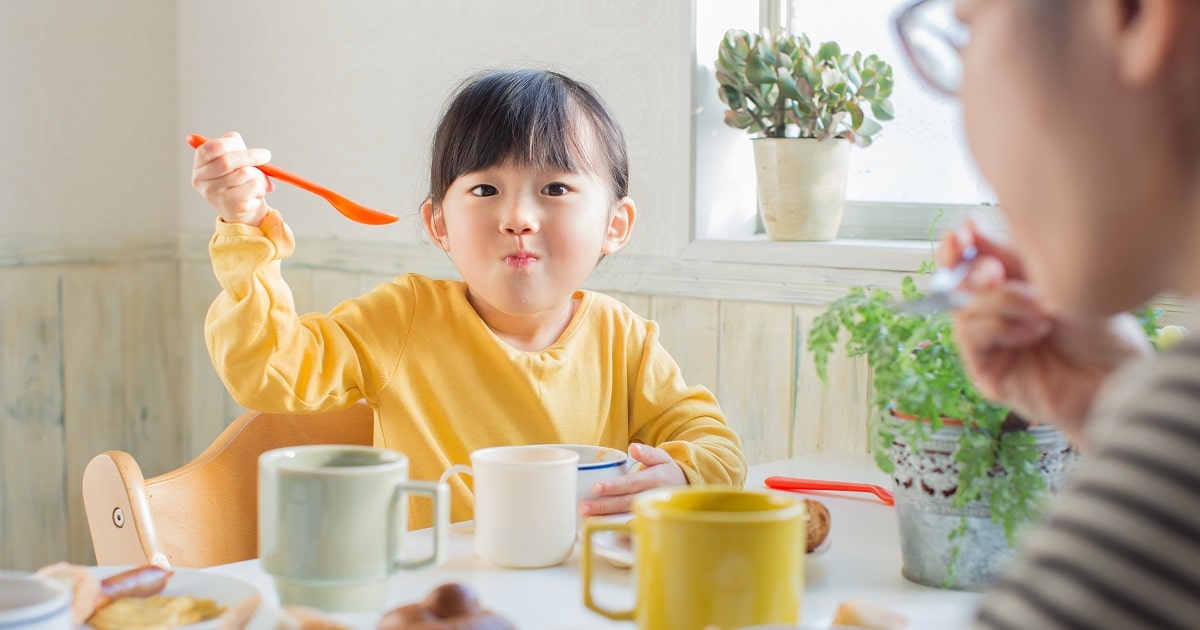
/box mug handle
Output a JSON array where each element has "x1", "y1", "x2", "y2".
[
  {"x1": 438, "y1": 464, "x2": 475, "y2": 535},
  {"x1": 581, "y1": 519, "x2": 636, "y2": 621},
  {"x1": 390, "y1": 479, "x2": 449, "y2": 570}
]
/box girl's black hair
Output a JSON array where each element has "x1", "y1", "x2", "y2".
[{"x1": 428, "y1": 69, "x2": 629, "y2": 207}]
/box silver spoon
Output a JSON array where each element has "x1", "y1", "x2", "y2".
[{"x1": 900, "y1": 244, "x2": 978, "y2": 315}]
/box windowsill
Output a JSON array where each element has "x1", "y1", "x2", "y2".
[
  {"x1": 682, "y1": 202, "x2": 1007, "y2": 273},
  {"x1": 681, "y1": 236, "x2": 937, "y2": 272}
]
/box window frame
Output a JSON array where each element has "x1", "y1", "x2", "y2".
[{"x1": 685, "y1": 0, "x2": 1004, "y2": 272}]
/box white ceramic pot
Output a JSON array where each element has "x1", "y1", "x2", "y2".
[{"x1": 752, "y1": 137, "x2": 851, "y2": 241}]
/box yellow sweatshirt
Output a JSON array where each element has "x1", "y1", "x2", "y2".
[{"x1": 205, "y1": 210, "x2": 747, "y2": 528}]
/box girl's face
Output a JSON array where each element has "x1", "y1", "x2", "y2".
[
  {"x1": 423, "y1": 158, "x2": 634, "y2": 323},
  {"x1": 957, "y1": 0, "x2": 1190, "y2": 316}
]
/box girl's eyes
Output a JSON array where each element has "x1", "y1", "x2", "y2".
[
  {"x1": 469, "y1": 184, "x2": 498, "y2": 197},
  {"x1": 468, "y1": 183, "x2": 570, "y2": 197}
]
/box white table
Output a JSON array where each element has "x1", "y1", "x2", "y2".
[{"x1": 208, "y1": 454, "x2": 982, "y2": 629}]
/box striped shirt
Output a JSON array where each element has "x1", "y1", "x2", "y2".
[{"x1": 973, "y1": 332, "x2": 1200, "y2": 629}]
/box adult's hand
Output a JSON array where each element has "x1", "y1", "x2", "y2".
[{"x1": 940, "y1": 223, "x2": 1153, "y2": 442}]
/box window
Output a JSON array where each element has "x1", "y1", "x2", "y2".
[{"x1": 693, "y1": 0, "x2": 997, "y2": 242}]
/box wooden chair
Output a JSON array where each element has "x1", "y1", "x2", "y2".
[{"x1": 82, "y1": 403, "x2": 375, "y2": 568}]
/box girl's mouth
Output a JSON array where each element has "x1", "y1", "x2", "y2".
[{"x1": 505, "y1": 254, "x2": 538, "y2": 268}]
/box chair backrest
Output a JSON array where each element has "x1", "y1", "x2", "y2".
[{"x1": 82, "y1": 403, "x2": 375, "y2": 568}]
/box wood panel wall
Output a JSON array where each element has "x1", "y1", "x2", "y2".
[
  {"x1": 0, "y1": 237, "x2": 1190, "y2": 570},
  {"x1": 1, "y1": 259, "x2": 182, "y2": 570}
]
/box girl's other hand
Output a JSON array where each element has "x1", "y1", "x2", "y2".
[
  {"x1": 578, "y1": 443, "x2": 687, "y2": 516},
  {"x1": 939, "y1": 222, "x2": 1153, "y2": 443},
  {"x1": 190, "y1": 131, "x2": 274, "y2": 227}
]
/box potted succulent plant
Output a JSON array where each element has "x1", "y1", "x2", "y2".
[{"x1": 715, "y1": 29, "x2": 895, "y2": 241}]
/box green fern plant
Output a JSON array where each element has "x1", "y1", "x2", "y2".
[
  {"x1": 807, "y1": 277, "x2": 1044, "y2": 549},
  {"x1": 809, "y1": 271, "x2": 1164, "y2": 574}
]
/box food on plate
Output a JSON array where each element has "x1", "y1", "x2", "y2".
[
  {"x1": 87, "y1": 565, "x2": 224, "y2": 630},
  {"x1": 376, "y1": 582, "x2": 514, "y2": 630},
  {"x1": 94, "y1": 564, "x2": 174, "y2": 608},
  {"x1": 35, "y1": 562, "x2": 224, "y2": 629},
  {"x1": 831, "y1": 598, "x2": 909, "y2": 629},
  {"x1": 89, "y1": 593, "x2": 223, "y2": 630},
  {"x1": 37, "y1": 563, "x2": 177, "y2": 626},
  {"x1": 805, "y1": 499, "x2": 831, "y2": 552}
]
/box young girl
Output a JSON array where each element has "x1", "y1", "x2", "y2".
[{"x1": 190, "y1": 69, "x2": 746, "y2": 528}]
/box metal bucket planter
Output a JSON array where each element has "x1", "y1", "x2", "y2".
[{"x1": 888, "y1": 419, "x2": 1076, "y2": 591}]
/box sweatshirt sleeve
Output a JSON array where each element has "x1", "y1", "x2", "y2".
[
  {"x1": 204, "y1": 209, "x2": 408, "y2": 413},
  {"x1": 629, "y1": 320, "x2": 747, "y2": 487}
]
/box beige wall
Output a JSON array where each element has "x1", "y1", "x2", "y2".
[
  {"x1": 0, "y1": 1, "x2": 178, "y2": 239},
  {"x1": 175, "y1": 1, "x2": 696, "y2": 256}
]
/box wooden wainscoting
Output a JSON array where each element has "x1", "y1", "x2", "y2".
[
  {"x1": 2, "y1": 234, "x2": 1191, "y2": 570},
  {"x1": 0, "y1": 255, "x2": 183, "y2": 570},
  {"x1": 606, "y1": 292, "x2": 873, "y2": 464}
]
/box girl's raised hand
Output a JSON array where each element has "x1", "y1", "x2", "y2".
[
  {"x1": 578, "y1": 443, "x2": 688, "y2": 516},
  {"x1": 190, "y1": 132, "x2": 274, "y2": 227}
]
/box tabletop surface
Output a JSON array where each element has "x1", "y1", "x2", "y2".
[{"x1": 207, "y1": 453, "x2": 983, "y2": 629}]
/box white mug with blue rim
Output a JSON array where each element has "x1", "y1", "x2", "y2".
[{"x1": 543, "y1": 444, "x2": 630, "y2": 518}]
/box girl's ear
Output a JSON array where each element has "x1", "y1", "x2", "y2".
[
  {"x1": 601, "y1": 197, "x2": 637, "y2": 255},
  {"x1": 421, "y1": 198, "x2": 450, "y2": 251}
]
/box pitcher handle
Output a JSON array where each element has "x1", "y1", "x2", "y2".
[
  {"x1": 581, "y1": 519, "x2": 635, "y2": 621},
  {"x1": 390, "y1": 480, "x2": 449, "y2": 570}
]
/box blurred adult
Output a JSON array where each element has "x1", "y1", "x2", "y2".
[{"x1": 895, "y1": 0, "x2": 1200, "y2": 627}]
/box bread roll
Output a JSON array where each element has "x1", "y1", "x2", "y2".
[
  {"x1": 376, "y1": 583, "x2": 514, "y2": 630},
  {"x1": 805, "y1": 499, "x2": 831, "y2": 552}
]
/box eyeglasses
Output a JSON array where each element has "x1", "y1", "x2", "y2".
[{"x1": 894, "y1": 0, "x2": 969, "y2": 97}]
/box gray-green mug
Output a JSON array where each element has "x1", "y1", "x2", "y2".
[{"x1": 258, "y1": 445, "x2": 448, "y2": 612}]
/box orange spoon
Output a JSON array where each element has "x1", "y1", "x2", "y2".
[
  {"x1": 764, "y1": 476, "x2": 895, "y2": 506},
  {"x1": 187, "y1": 134, "x2": 398, "y2": 225}
]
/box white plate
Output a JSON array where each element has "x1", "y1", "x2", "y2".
[
  {"x1": 584, "y1": 513, "x2": 636, "y2": 569},
  {"x1": 594, "y1": 530, "x2": 636, "y2": 568},
  {"x1": 85, "y1": 566, "x2": 260, "y2": 629},
  {"x1": 583, "y1": 514, "x2": 832, "y2": 569}
]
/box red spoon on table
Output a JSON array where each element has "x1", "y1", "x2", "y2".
[
  {"x1": 186, "y1": 133, "x2": 399, "y2": 226},
  {"x1": 764, "y1": 476, "x2": 895, "y2": 506}
]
